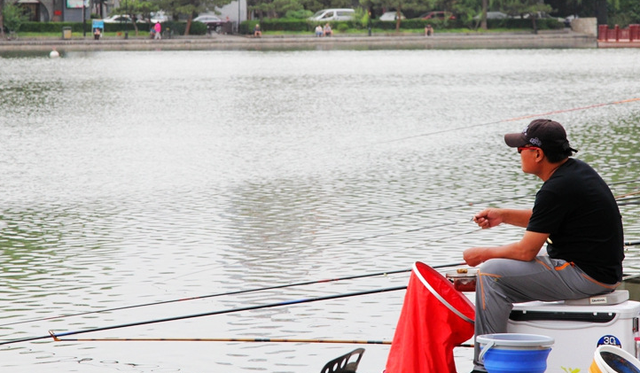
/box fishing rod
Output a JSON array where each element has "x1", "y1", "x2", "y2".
[
  {"x1": 617, "y1": 194, "x2": 640, "y2": 202},
  {"x1": 0, "y1": 261, "x2": 466, "y2": 328},
  {"x1": 49, "y1": 334, "x2": 393, "y2": 345},
  {"x1": 0, "y1": 285, "x2": 407, "y2": 346},
  {"x1": 49, "y1": 335, "x2": 475, "y2": 348},
  {"x1": 618, "y1": 200, "x2": 640, "y2": 207},
  {"x1": 610, "y1": 177, "x2": 640, "y2": 186},
  {"x1": 614, "y1": 190, "x2": 640, "y2": 202}
]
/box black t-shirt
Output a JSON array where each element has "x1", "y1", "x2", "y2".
[{"x1": 527, "y1": 158, "x2": 624, "y2": 284}]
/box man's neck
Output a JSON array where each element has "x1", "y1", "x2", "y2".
[{"x1": 538, "y1": 158, "x2": 569, "y2": 181}]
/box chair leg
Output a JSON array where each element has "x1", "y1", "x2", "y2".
[{"x1": 320, "y1": 348, "x2": 365, "y2": 373}]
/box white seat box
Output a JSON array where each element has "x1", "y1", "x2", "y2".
[{"x1": 507, "y1": 299, "x2": 640, "y2": 373}]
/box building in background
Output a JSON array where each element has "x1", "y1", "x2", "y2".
[{"x1": 16, "y1": 0, "x2": 246, "y2": 25}]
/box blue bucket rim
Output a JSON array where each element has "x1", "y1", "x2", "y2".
[{"x1": 477, "y1": 333, "x2": 554, "y2": 347}]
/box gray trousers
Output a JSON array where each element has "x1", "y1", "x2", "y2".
[{"x1": 473, "y1": 256, "x2": 619, "y2": 367}]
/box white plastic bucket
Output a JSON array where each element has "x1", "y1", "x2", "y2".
[
  {"x1": 589, "y1": 345, "x2": 640, "y2": 373},
  {"x1": 477, "y1": 333, "x2": 554, "y2": 373}
]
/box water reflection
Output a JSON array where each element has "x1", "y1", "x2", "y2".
[{"x1": 0, "y1": 48, "x2": 639, "y2": 372}]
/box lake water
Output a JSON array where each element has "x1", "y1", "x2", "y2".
[{"x1": 0, "y1": 47, "x2": 639, "y2": 373}]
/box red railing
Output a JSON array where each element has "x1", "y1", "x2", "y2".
[{"x1": 598, "y1": 24, "x2": 640, "y2": 42}]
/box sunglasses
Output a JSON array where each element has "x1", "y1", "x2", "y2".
[{"x1": 517, "y1": 145, "x2": 540, "y2": 154}]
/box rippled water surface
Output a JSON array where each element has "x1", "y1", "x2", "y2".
[{"x1": 0, "y1": 48, "x2": 639, "y2": 373}]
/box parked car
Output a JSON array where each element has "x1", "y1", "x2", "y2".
[
  {"x1": 150, "y1": 11, "x2": 169, "y2": 23},
  {"x1": 193, "y1": 14, "x2": 227, "y2": 32},
  {"x1": 522, "y1": 12, "x2": 553, "y2": 19},
  {"x1": 379, "y1": 11, "x2": 405, "y2": 21},
  {"x1": 473, "y1": 11, "x2": 510, "y2": 20},
  {"x1": 419, "y1": 11, "x2": 456, "y2": 20},
  {"x1": 308, "y1": 9, "x2": 355, "y2": 22},
  {"x1": 103, "y1": 14, "x2": 135, "y2": 23}
]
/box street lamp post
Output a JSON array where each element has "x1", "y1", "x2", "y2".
[
  {"x1": 124, "y1": 0, "x2": 128, "y2": 39},
  {"x1": 82, "y1": 0, "x2": 86, "y2": 37},
  {"x1": 237, "y1": 0, "x2": 241, "y2": 34}
]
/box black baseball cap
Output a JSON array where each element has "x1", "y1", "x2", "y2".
[{"x1": 504, "y1": 119, "x2": 577, "y2": 154}]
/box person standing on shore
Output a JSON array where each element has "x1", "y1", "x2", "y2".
[
  {"x1": 463, "y1": 119, "x2": 624, "y2": 373},
  {"x1": 154, "y1": 22, "x2": 162, "y2": 40}
]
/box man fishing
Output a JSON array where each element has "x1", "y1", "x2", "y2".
[{"x1": 463, "y1": 119, "x2": 624, "y2": 373}]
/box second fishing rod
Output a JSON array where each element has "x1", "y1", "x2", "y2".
[{"x1": 0, "y1": 261, "x2": 466, "y2": 328}]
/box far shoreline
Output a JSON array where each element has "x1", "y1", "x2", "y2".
[{"x1": 0, "y1": 29, "x2": 603, "y2": 52}]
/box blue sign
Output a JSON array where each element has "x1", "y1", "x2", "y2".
[
  {"x1": 597, "y1": 335, "x2": 622, "y2": 348},
  {"x1": 92, "y1": 20, "x2": 104, "y2": 29}
]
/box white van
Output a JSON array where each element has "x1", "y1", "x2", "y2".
[{"x1": 308, "y1": 9, "x2": 355, "y2": 21}]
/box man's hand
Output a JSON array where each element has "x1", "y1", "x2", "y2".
[
  {"x1": 473, "y1": 208, "x2": 503, "y2": 229},
  {"x1": 463, "y1": 247, "x2": 486, "y2": 267}
]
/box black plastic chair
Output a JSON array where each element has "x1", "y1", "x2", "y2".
[{"x1": 320, "y1": 348, "x2": 365, "y2": 373}]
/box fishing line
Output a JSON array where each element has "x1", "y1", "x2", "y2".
[
  {"x1": 361, "y1": 226, "x2": 484, "y2": 264},
  {"x1": 0, "y1": 285, "x2": 407, "y2": 346},
  {"x1": 338, "y1": 194, "x2": 534, "y2": 227},
  {"x1": 375, "y1": 97, "x2": 640, "y2": 145},
  {"x1": 330, "y1": 219, "x2": 473, "y2": 247}
]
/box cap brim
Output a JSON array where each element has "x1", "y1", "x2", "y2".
[{"x1": 504, "y1": 133, "x2": 528, "y2": 148}]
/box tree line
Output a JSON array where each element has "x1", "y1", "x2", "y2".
[{"x1": 1, "y1": 0, "x2": 639, "y2": 38}]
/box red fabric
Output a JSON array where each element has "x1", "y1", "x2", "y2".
[{"x1": 385, "y1": 261, "x2": 475, "y2": 373}]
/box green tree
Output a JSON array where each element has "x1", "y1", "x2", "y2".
[
  {"x1": 608, "y1": 0, "x2": 639, "y2": 26},
  {"x1": 2, "y1": 1, "x2": 29, "y2": 35},
  {"x1": 493, "y1": 0, "x2": 552, "y2": 33},
  {"x1": 449, "y1": 0, "x2": 481, "y2": 29},
  {"x1": 0, "y1": 0, "x2": 5, "y2": 39},
  {"x1": 360, "y1": 0, "x2": 429, "y2": 31},
  {"x1": 156, "y1": 0, "x2": 232, "y2": 34},
  {"x1": 136, "y1": 0, "x2": 161, "y2": 22},
  {"x1": 568, "y1": 0, "x2": 623, "y2": 25},
  {"x1": 250, "y1": 0, "x2": 304, "y2": 19},
  {"x1": 114, "y1": 0, "x2": 153, "y2": 35}
]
